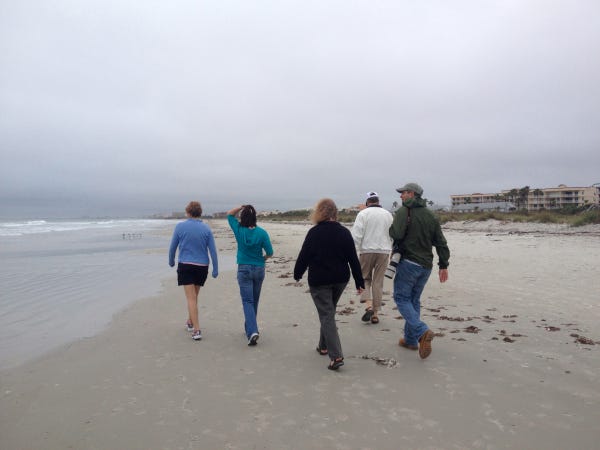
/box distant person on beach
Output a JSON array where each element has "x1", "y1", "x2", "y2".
[
  {"x1": 389, "y1": 183, "x2": 449, "y2": 359},
  {"x1": 351, "y1": 191, "x2": 393, "y2": 325},
  {"x1": 227, "y1": 205, "x2": 274, "y2": 346},
  {"x1": 169, "y1": 201, "x2": 219, "y2": 341},
  {"x1": 294, "y1": 198, "x2": 365, "y2": 370}
]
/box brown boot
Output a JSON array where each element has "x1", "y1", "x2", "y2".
[
  {"x1": 399, "y1": 338, "x2": 418, "y2": 350},
  {"x1": 418, "y1": 330, "x2": 434, "y2": 359}
]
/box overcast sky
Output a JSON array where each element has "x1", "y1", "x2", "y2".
[{"x1": 1, "y1": 1, "x2": 599, "y2": 218}]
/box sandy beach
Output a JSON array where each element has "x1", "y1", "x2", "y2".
[{"x1": 1, "y1": 220, "x2": 599, "y2": 450}]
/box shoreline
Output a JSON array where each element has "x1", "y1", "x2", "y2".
[{"x1": 1, "y1": 221, "x2": 599, "y2": 449}]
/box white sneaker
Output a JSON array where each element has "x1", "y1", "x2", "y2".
[
  {"x1": 248, "y1": 333, "x2": 259, "y2": 346},
  {"x1": 186, "y1": 321, "x2": 194, "y2": 332},
  {"x1": 192, "y1": 330, "x2": 202, "y2": 340}
]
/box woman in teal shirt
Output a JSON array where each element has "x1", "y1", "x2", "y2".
[{"x1": 227, "y1": 205, "x2": 273, "y2": 346}]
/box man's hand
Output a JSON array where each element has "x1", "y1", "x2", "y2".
[{"x1": 439, "y1": 268, "x2": 448, "y2": 283}]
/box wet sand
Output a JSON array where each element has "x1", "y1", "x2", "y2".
[{"x1": 1, "y1": 220, "x2": 599, "y2": 450}]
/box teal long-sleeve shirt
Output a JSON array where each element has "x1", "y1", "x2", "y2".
[{"x1": 227, "y1": 215, "x2": 273, "y2": 266}]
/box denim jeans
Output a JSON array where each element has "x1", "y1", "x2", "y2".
[
  {"x1": 309, "y1": 282, "x2": 347, "y2": 361},
  {"x1": 237, "y1": 264, "x2": 265, "y2": 338},
  {"x1": 393, "y1": 260, "x2": 432, "y2": 346}
]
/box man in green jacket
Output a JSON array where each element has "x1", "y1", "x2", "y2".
[{"x1": 389, "y1": 182, "x2": 450, "y2": 359}]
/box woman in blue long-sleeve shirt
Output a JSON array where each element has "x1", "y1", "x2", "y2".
[{"x1": 169, "y1": 201, "x2": 219, "y2": 340}]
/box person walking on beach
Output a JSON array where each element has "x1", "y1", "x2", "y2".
[
  {"x1": 389, "y1": 183, "x2": 449, "y2": 359},
  {"x1": 169, "y1": 201, "x2": 219, "y2": 341},
  {"x1": 351, "y1": 191, "x2": 393, "y2": 325},
  {"x1": 294, "y1": 198, "x2": 365, "y2": 370},
  {"x1": 227, "y1": 205, "x2": 274, "y2": 346}
]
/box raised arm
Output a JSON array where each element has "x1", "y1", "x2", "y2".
[{"x1": 227, "y1": 205, "x2": 244, "y2": 216}]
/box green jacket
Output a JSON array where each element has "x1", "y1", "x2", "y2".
[{"x1": 389, "y1": 197, "x2": 450, "y2": 270}]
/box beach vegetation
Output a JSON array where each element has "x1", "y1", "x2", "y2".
[
  {"x1": 571, "y1": 209, "x2": 600, "y2": 227},
  {"x1": 259, "y1": 205, "x2": 600, "y2": 228},
  {"x1": 261, "y1": 209, "x2": 359, "y2": 223},
  {"x1": 262, "y1": 209, "x2": 311, "y2": 222},
  {"x1": 436, "y1": 206, "x2": 600, "y2": 227}
]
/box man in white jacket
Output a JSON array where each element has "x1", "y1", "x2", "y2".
[{"x1": 351, "y1": 192, "x2": 393, "y2": 324}]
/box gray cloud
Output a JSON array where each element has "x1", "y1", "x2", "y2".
[{"x1": 2, "y1": 1, "x2": 599, "y2": 218}]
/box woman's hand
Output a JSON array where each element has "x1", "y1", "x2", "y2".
[{"x1": 226, "y1": 205, "x2": 244, "y2": 216}]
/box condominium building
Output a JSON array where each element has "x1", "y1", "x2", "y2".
[{"x1": 451, "y1": 184, "x2": 600, "y2": 211}]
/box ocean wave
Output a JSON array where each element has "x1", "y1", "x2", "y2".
[{"x1": 0, "y1": 219, "x2": 173, "y2": 236}]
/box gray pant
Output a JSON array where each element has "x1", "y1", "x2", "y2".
[{"x1": 309, "y1": 282, "x2": 347, "y2": 360}]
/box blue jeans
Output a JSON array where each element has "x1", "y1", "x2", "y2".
[
  {"x1": 393, "y1": 260, "x2": 432, "y2": 347},
  {"x1": 237, "y1": 265, "x2": 265, "y2": 338}
]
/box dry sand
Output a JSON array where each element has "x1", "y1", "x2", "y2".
[{"x1": 1, "y1": 220, "x2": 599, "y2": 450}]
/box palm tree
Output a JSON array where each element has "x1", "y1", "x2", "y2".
[
  {"x1": 533, "y1": 188, "x2": 543, "y2": 209},
  {"x1": 518, "y1": 186, "x2": 530, "y2": 210},
  {"x1": 508, "y1": 189, "x2": 519, "y2": 207}
]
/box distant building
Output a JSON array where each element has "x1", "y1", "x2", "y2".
[
  {"x1": 451, "y1": 201, "x2": 515, "y2": 213},
  {"x1": 451, "y1": 184, "x2": 600, "y2": 211},
  {"x1": 450, "y1": 192, "x2": 516, "y2": 211},
  {"x1": 509, "y1": 184, "x2": 599, "y2": 211}
]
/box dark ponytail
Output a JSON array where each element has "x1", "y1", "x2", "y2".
[{"x1": 240, "y1": 204, "x2": 257, "y2": 228}]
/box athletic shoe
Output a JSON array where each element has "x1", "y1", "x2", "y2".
[
  {"x1": 192, "y1": 330, "x2": 202, "y2": 340},
  {"x1": 248, "y1": 333, "x2": 259, "y2": 346},
  {"x1": 186, "y1": 321, "x2": 194, "y2": 332}
]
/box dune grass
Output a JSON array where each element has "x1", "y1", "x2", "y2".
[
  {"x1": 437, "y1": 208, "x2": 600, "y2": 227},
  {"x1": 263, "y1": 207, "x2": 600, "y2": 228}
]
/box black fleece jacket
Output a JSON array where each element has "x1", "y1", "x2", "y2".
[{"x1": 294, "y1": 221, "x2": 365, "y2": 289}]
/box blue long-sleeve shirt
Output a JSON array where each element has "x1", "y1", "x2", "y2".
[{"x1": 169, "y1": 219, "x2": 218, "y2": 276}]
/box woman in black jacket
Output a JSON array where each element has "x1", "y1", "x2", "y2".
[{"x1": 294, "y1": 198, "x2": 365, "y2": 370}]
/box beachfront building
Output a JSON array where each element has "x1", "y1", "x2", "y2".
[
  {"x1": 451, "y1": 184, "x2": 600, "y2": 211},
  {"x1": 450, "y1": 193, "x2": 515, "y2": 212},
  {"x1": 451, "y1": 201, "x2": 515, "y2": 213}
]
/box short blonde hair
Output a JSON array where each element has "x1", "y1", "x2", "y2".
[{"x1": 310, "y1": 198, "x2": 338, "y2": 224}]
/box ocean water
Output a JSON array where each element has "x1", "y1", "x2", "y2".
[{"x1": 0, "y1": 219, "x2": 227, "y2": 370}]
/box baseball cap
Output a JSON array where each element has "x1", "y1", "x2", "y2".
[{"x1": 395, "y1": 183, "x2": 423, "y2": 196}]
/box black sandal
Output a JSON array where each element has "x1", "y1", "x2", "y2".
[
  {"x1": 328, "y1": 357, "x2": 344, "y2": 370},
  {"x1": 361, "y1": 309, "x2": 374, "y2": 322},
  {"x1": 370, "y1": 315, "x2": 379, "y2": 324},
  {"x1": 316, "y1": 347, "x2": 328, "y2": 355}
]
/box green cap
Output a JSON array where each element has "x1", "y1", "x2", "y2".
[{"x1": 396, "y1": 182, "x2": 423, "y2": 196}]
